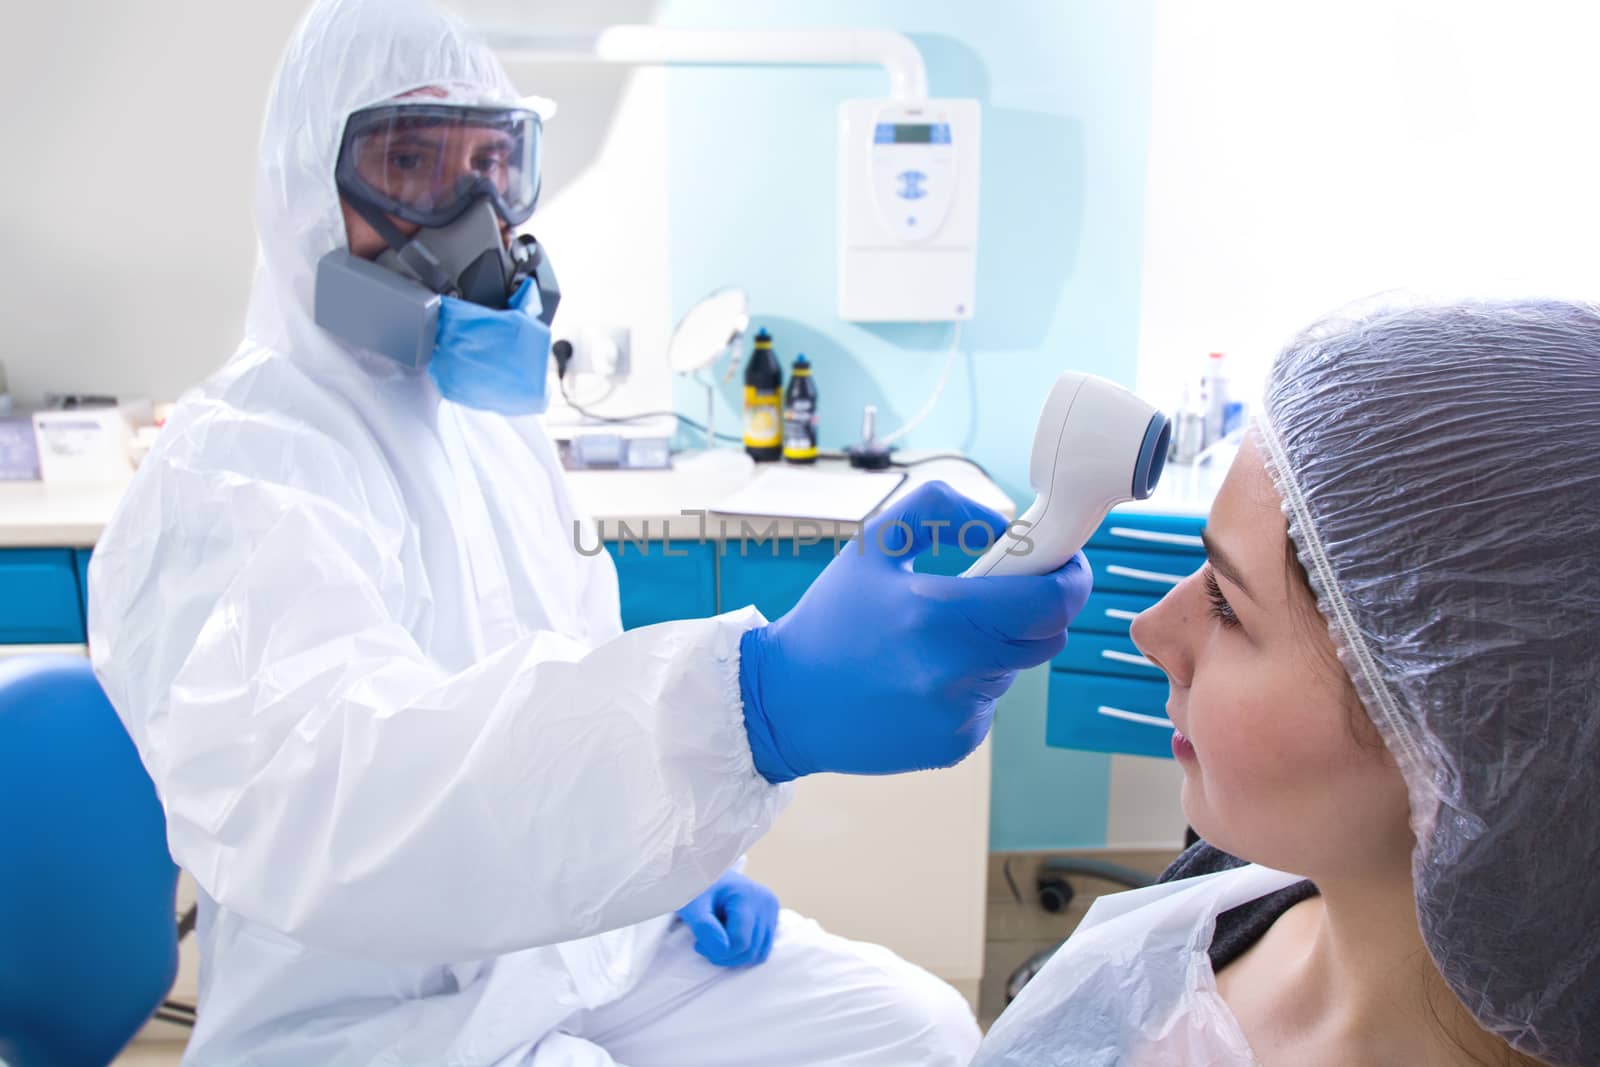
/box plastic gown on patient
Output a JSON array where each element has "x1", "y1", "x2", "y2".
[
  {"x1": 85, "y1": 0, "x2": 790, "y2": 1062},
  {"x1": 978, "y1": 299, "x2": 1600, "y2": 1067}
]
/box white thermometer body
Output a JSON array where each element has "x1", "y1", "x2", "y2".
[{"x1": 964, "y1": 372, "x2": 1170, "y2": 578}]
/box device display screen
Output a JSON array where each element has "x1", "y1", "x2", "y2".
[{"x1": 874, "y1": 122, "x2": 953, "y2": 145}]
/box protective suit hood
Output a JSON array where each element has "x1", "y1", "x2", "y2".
[{"x1": 245, "y1": 0, "x2": 520, "y2": 373}]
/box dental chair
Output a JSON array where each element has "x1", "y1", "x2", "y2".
[{"x1": 0, "y1": 655, "x2": 194, "y2": 1067}]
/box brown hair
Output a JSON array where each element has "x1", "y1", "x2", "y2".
[{"x1": 1280, "y1": 535, "x2": 1382, "y2": 750}]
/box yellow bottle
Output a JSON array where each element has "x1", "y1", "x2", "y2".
[{"x1": 743, "y1": 328, "x2": 783, "y2": 462}]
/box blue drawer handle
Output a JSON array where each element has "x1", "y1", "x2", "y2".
[
  {"x1": 1107, "y1": 526, "x2": 1205, "y2": 549},
  {"x1": 1096, "y1": 705, "x2": 1175, "y2": 729},
  {"x1": 1100, "y1": 649, "x2": 1162, "y2": 674},
  {"x1": 1105, "y1": 564, "x2": 1186, "y2": 587}
]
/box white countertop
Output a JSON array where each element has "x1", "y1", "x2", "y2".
[
  {"x1": 0, "y1": 450, "x2": 1015, "y2": 548},
  {"x1": 0, "y1": 481, "x2": 127, "y2": 547}
]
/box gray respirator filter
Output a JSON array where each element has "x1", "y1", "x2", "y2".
[{"x1": 313, "y1": 199, "x2": 558, "y2": 368}]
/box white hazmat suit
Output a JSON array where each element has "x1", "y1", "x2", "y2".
[{"x1": 87, "y1": 0, "x2": 979, "y2": 1062}]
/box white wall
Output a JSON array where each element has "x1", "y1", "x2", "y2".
[
  {"x1": 1112, "y1": 0, "x2": 1600, "y2": 849},
  {"x1": 0, "y1": 0, "x2": 669, "y2": 410},
  {"x1": 477, "y1": 0, "x2": 677, "y2": 422},
  {"x1": 0, "y1": 1, "x2": 301, "y2": 407},
  {"x1": 1136, "y1": 0, "x2": 1600, "y2": 415}
]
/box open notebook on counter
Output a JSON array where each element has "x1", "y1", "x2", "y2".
[{"x1": 709, "y1": 467, "x2": 907, "y2": 523}]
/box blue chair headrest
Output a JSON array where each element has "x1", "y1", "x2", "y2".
[{"x1": 0, "y1": 655, "x2": 179, "y2": 1067}]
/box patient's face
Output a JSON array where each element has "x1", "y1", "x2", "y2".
[{"x1": 1129, "y1": 435, "x2": 1413, "y2": 882}]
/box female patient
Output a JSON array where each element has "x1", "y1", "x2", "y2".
[{"x1": 977, "y1": 299, "x2": 1600, "y2": 1066}]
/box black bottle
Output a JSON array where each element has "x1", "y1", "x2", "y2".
[
  {"x1": 782, "y1": 354, "x2": 819, "y2": 463},
  {"x1": 743, "y1": 328, "x2": 783, "y2": 462}
]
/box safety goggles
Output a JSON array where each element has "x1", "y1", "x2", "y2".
[{"x1": 335, "y1": 103, "x2": 543, "y2": 228}]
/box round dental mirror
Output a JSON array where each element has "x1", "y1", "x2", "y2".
[
  {"x1": 668, "y1": 287, "x2": 750, "y2": 374},
  {"x1": 668, "y1": 287, "x2": 752, "y2": 466}
]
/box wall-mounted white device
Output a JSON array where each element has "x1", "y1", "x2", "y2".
[{"x1": 838, "y1": 97, "x2": 981, "y2": 323}]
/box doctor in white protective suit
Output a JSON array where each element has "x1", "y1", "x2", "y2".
[{"x1": 86, "y1": 0, "x2": 1094, "y2": 1063}]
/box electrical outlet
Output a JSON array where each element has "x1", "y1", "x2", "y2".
[
  {"x1": 553, "y1": 326, "x2": 631, "y2": 380},
  {"x1": 607, "y1": 327, "x2": 631, "y2": 379}
]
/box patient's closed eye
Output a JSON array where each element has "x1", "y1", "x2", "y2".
[{"x1": 1204, "y1": 569, "x2": 1239, "y2": 629}]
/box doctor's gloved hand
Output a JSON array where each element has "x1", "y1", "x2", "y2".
[
  {"x1": 675, "y1": 870, "x2": 780, "y2": 969},
  {"x1": 739, "y1": 481, "x2": 1093, "y2": 783}
]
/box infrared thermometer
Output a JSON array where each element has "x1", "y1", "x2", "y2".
[{"x1": 963, "y1": 372, "x2": 1170, "y2": 578}]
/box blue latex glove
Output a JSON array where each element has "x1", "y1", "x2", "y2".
[
  {"x1": 429, "y1": 278, "x2": 553, "y2": 415},
  {"x1": 739, "y1": 481, "x2": 1093, "y2": 783},
  {"x1": 675, "y1": 869, "x2": 780, "y2": 968}
]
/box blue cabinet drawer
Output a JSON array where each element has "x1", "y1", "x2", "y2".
[
  {"x1": 1053, "y1": 629, "x2": 1166, "y2": 682},
  {"x1": 0, "y1": 548, "x2": 87, "y2": 644},
  {"x1": 717, "y1": 540, "x2": 836, "y2": 620},
  {"x1": 1074, "y1": 590, "x2": 1162, "y2": 636},
  {"x1": 605, "y1": 541, "x2": 716, "y2": 630},
  {"x1": 1084, "y1": 547, "x2": 1201, "y2": 597},
  {"x1": 1046, "y1": 670, "x2": 1174, "y2": 759},
  {"x1": 1089, "y1": 512, "x2": 1206, "y2": 555},
  {"x1": 75, "y1": 549, "x2": 93, "y2": 621}
]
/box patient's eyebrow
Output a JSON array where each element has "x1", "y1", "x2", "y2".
[{"x1": 1201, "y1": 530, "x2": 1254, "y2": 602}]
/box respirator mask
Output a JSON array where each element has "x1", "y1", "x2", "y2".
[{"x1": 313, "y1": 102, "x2": 561, "y2": 370}]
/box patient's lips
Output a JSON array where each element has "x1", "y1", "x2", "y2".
[
  {"x1": 1171, "y1": 729, "x2": 1196, "y2": 761},
  {"x1": 1168, "y1": 702, "x2": 1196, "y2": 762}
]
